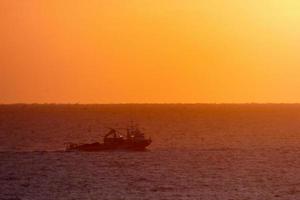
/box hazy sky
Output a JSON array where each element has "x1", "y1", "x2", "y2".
[{"x1": 1, "y1": 0, "x2": 300, "y2": 103}]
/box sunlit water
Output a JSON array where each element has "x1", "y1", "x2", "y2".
[{"x1": 0, "y1": 104, "x2": 300, "y2": 200}]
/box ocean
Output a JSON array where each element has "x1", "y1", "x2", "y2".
[{"x1": 0, "y1": 104, "x2": 300, "y2": 199}]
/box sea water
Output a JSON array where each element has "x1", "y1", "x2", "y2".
[{"x1": 0, "y1": 104, "x2": 300, "y2": 200}]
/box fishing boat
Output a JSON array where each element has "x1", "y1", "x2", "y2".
[{"x1": 65, "y1": 124, "x2": 152, "y2": 151}]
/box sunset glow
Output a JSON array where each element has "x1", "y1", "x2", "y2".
[{"x1": 1, "y1": 0, "x2": 300, "y2": 103}]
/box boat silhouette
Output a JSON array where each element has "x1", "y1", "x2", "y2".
[{"x1": 66, "y1": 124, "x2": 152, "y2": 151}]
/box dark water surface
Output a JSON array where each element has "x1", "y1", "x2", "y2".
[{"x1": 0, "y1": 104, "x2": 300, "y2": 199}]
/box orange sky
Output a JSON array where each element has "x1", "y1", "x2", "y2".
[{"x1": 1, "y1": 0, "x2": 300, "y2": 103}]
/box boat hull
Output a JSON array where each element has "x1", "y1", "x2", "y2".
[{"x1": 66, "y1": 140, "x2": 152, "y2": 152}]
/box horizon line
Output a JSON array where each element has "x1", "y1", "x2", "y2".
[{"x1": 2, "y1": 102, "x2": 300, "y2": 105}]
